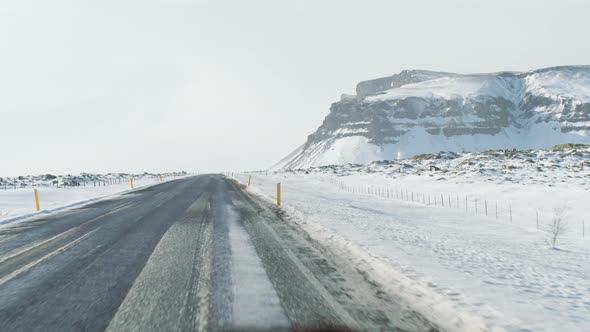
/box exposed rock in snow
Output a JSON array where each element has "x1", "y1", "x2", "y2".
[{"x1": 275, "y1": 66, "x2": 590, "y2": 170}]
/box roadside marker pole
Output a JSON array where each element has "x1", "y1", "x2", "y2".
[
  {"x1": 130, "y1": 178, "x2": 134, "y2": 189},
  {"x1": 247, "y1": 175, "x2": 252, "y2": 187},
  {"x1": 277, "y1": 183, "x2": 281, "y2": 206},
  {"x1": 34, "y1": 189, "x2": 41, "y2": 211}
]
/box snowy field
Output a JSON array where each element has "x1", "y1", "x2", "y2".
[
  {"x1": 233, "y1": 168, "x2": 590, "y2": 332},
  {"x1": 0, "y1": 175, "x2": 184, "y2": 227}
]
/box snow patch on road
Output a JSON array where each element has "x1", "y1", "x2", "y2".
[{"x1": 226, "y1": 205, "x2": 290, "y2": 329}]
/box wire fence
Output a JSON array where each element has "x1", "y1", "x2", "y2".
[
  {"x1": 233, "y1": 172, "x2": 586, "y2": 240},
  {"x1": 324, "y1": 177, "x2": 586, "y2": 239}
]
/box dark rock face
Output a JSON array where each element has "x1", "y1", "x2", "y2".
[
  {"x1": 277, "y1": 66, "x2": 590, "y2": 170},
  {"x1": 305, "y1": 95, "x2": 518, "y2": 146}
]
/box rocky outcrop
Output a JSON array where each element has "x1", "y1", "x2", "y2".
[{"x1": 275, "y1": 66, "x2": 590, "y2": 170}]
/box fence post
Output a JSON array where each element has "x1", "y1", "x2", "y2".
[
  {"x1": 475, "y1": 199, "x2": 478, "y2": 214},
  {"x1": 509, "y1": 204, "x2": 513, "y2": 223},
  {"x1": 441, "y1": 194, "x2": 444, "y2": 207},
  {"x1": 34, "y1": 189, "x2": 40, "y2": 211},
  {"x1": 495, "y1": 202, "x2": 498, "y2": 220},
  {"x1": 485, "y1": 200, "x2": 488, "y2": 216},
  {"x1": 277, "y1": 183, "x2": 281, "y2": 206}
]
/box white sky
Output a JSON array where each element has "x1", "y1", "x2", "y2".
[{"x1": 1, "y1": 0, "x2": 589, "y2": 176}]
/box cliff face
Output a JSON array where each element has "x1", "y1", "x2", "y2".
[
  {"x1": 275, "y1": 66, "x2": 590, "y2": 170},
  {"x1": 355, "y1": 70, "x2": 454, "y2": 98}
]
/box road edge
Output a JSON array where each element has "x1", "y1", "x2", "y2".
[{"x1": 227, "y1": 175, "x2": 504, "y2": 332}]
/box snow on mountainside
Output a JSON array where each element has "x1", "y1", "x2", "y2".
[{"x1": 275, "y1": 66, "x2": 590, "y2": 170}]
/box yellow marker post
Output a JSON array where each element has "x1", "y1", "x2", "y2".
[
  {"x1": 130, "y1": 178, "x2": 134, "y2": 189},
  {"x1": 277, "y1": 183, "x2": 281, "y2": 206},
  {"x1": 160, "y1": 175, "x2": 163, "y2": 182},
  {"x1": 247, "y1": 175, "x2": 251, "y2": 187},
  {"x1": 34, "y1": 189, "x2": 40, "y2": 211}
]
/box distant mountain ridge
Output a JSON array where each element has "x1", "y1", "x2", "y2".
[{"x1": 274, "y1": 65, "x2": 590, "y2": 170}]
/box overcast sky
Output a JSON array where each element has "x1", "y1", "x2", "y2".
[{"x1": 1, "y1": 0, "x2": 589, "y2": 176}]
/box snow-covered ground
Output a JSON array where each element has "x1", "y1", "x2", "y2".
[
  {"x1": 0, "y1": 173, "x2": 186, "y2": 227},
  {"x1": 234, "y1": 148, "x2": 590, "y2": 331}
]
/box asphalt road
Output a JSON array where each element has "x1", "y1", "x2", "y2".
[{"x1": 0, "y1": 175, "x2": 438, "y2": 332}]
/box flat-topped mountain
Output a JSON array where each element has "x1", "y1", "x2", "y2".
[{"x1": 274, "y1": 66, "x2": 590, "y2": 169}]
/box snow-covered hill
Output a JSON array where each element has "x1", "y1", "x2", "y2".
[{"x1": 275, "y1": 66, "x2": 590, "y2": 169}]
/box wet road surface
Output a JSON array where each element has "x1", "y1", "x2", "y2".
[{"x1": 0, "y1": 175, "x2": 438, "y2": 331}]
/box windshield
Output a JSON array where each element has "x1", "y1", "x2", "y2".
[{"x1": 1, "y1": 1, "x2": 589, "y2": 331}]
